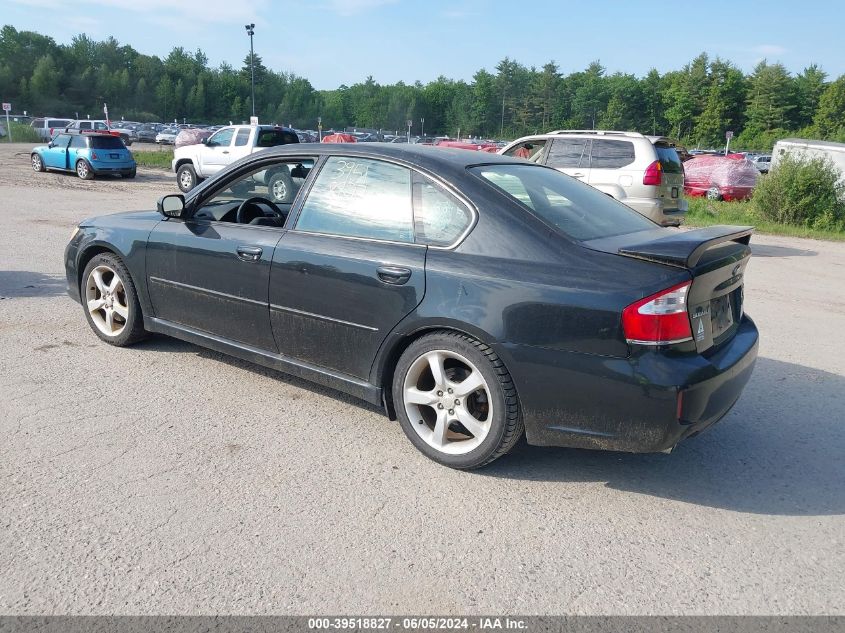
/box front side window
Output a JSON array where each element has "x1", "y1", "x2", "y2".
[
  {"x1": 193, "y1": 158, "x2": 316, "y2": 224},
  {"x1": 473, "y1": 164, "x2": 656, "y2": 241},
  {"x1": 94, "y1": 122, "x2": 109, "y2": 131},
  {"x1": 69, "y1": 136, "x2": 86, "y2": 148},
  {"x1": 296, "y1": 157, "x2": 413, "y2": 243},
  {"x1": 590, "y1": 140, "x2": 636, "y2": 169},
  {"x1": 504, "y1": 139, "x2": 546, "y2": 162},
  {"x1": 546, "y1": 138, "x2": 589, "y2": 168},
  {"x1": 52, "y1": 134, "x2": 71, "y2": 147},
  {"x1": 208, "y1": 127, "x2": 235, "y2": 147},
  {"x1": 78, "y1": 122, "x2": 92, "y2": 130},
  {"x1": 413, "y1": 174, "x2": 473, "y2": 246}
]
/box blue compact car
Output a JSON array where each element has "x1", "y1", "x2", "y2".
[{"x1": 31, "y1": 131, "x2": 136, "y2": 179}]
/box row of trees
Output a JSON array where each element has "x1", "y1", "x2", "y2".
[{"x1": 2, "y1": 25, "x2": 844, "y2": 149}]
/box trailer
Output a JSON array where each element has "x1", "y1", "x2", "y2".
[{"x1": 771, "y1": 138, "x2": 845, "y2": 178}]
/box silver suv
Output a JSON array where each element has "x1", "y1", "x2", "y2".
[{"x1": 500, "y1": 130, "x2": 687, "y2": 226}]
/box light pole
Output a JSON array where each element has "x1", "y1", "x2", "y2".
[
  {"x1": 420, "y1": 117, "x2": 425, "y2": 138},
  {"x1": 245, "y1": 23, "x2": 256, "y2": 117}
]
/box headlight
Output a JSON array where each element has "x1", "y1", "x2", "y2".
[{"x1": 70, "y1": 226, "x2": 80, "y2": 241}]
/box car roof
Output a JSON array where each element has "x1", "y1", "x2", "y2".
[{"x1": 259, "y1": 142, "x2": 524, "y2": 173}]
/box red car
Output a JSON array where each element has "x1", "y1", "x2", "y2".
[
  {"x1": 684, "y1": 155, "x2": 759, "y2": 201},
  {"x1": 434, "y1": 139, "x2": 499, "y2": 152}
]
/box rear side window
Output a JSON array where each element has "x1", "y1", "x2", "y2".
[
  {"x1": 412, "y1": 174, "x2": 473, "y2": 246},
  {"x1": 655, "y1": 144, "x2": 683, "y2": 173},
  {"x1": 90, "y1": 136, "x2": 124, "y2": 149},
  {"x1": 296, "y1": 157, "x2": 414, "y2": 243},
  {"x1": 546, "y1": 138, "x2": 589, "y2": 168},
  {"x1": 47, "y1": 119, "x2": 71, "y2": 128},
  {"x1": 590, "y1": 140, "x2": 635, "y2": 169},
  {"x1": 234, "y1": 128, "x2": 251, "y2": 146},
  {"x1": 78, "y1": 122, "x2": 92, "y2": 130},
  {"x1": 473, "y1": 164, "x2": 656, "y2": 241},
  {"x1": 31, "y1": 119, "x2": 46, "y2": 129},
  {"x1": 256, "y1": 130, "x2": 298, "y2": 147},
  {"x1": 503, "y1": 139, "x2": 546, "y2": 162}
]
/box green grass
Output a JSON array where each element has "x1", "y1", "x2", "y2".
[
  {"x1": 132, "y1": 149, "x2": 173, "y2": 169},
  {"x1": 685, "y1": 196, "x2": 845, "y2": 242},
  {"x1": 3, "y1": 122, "x2": 41, "y2": 143}
]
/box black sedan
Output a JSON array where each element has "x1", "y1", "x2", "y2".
[{"x1": 64, "y1": 144, "x2": 758, "y2": 469}]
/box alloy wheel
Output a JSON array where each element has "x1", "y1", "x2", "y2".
[
  {"x1": 77, "y1": 161, "x2": 88, "y2": 178},
  {"x1": 85, "y1": 265, "x2": 129, "y2": 337},
  {"x1": 32, "y1": 155, "x2": 42, "y2": 171},
  {"x1": 402, "y1": 349, "x2": 492, "y2": 455}
]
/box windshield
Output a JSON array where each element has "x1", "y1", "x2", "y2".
[
  {"x1": 655, "y1": 144, "x2": 683, "y2": 173},
  {"x1": 471, "y1": 164, "x2": 656, "y2": 241}
]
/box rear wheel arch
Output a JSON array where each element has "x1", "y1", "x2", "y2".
[{"x1": 376, "y1": 323, "x2": 505, "y2": 419}]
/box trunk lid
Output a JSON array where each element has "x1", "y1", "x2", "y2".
[{"x1": 585, "y1": 225, "x2": 753, "y2": 352}]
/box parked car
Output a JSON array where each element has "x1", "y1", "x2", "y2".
[
  {"x1": 65, "y1": 120, "x2": 133, "y2": 146},
  {"x1": 748, "y1": 154, "x2": 771, "y2": 173},
  {"x1": 155, "y1": 128, "x2": 179, "y2": 145},
  {"x1": 500, "y1": 131, "x2": 687, "y2": 226},
  {"x1": 31, "y1": 131, "x2": 136, "y2": 180},
  {"x1": 136, "y1": 123, "x2": 162, "y2": 143},
  {"x1": 321, "y1": 132, "x2": 357, "y2": 143},
  {"x1": 174, "y1": 127, "x2": 213, "y2": 148},
  {"x1": 29, "y1": 117, "x2": 74, "y2": 141},
  {"x1": 683, "y1": 155, "x2": 758, "y2": 201},
  {"x1": 64, "y1": 144, "x2": 758, "y2": 469},
  {"x1": 172, "y1": 124, "x2": 299, "y2": 194}
]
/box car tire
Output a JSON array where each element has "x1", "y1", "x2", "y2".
[
  {"x1": 81, "y1": 253, "x2": 147, "y2": 347},
  {"x1": 31, "y1": 153, "x2": 45, "y2": 172},
  {"x1": 267, "y1": 170, "x2": 295, "y2": 204},
  {"x1": 706, "y1": 186, "x2": 722, "y2": 201},
  {"x1": 177, "y1": 164, "x2": 198, "y2": 193},
  {"x1": 123, "y1": 168, "x2": 137, "y2": 179},
  {"x1": 76, "y1": 159, "x2": 94, "y2": 180},
  {"x1": 392, "y1": 331, "x2": 523, "y2": 469}
]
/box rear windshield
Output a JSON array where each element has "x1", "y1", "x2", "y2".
[
  {"x1": 472, "y1": 164, "x2": 656, "y2": 241},
  {"x1": 90, "y1": 136, "x2": 125, "y2": 149},
  {"x1": 256, "y1": 129, "x2": 299, "y2": 147},
  {"x1": 655, "y1": 144, "x2": 683, "y2": 173}
]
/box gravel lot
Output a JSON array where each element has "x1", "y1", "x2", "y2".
[{"x1": 1, "y1": 142, "x2": 843, "y2": 615}]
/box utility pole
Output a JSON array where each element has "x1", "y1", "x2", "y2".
[
  {"x1": 500, "y1": 86, "x2": 506, "y2": 136},
  {"x1": 245, "y1": 23, "x2": 256, "y2": 117},
  {"x1": 420, "y1": 117, "x2": 425, "y2": 138}
]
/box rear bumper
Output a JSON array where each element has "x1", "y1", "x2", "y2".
[
  {"x1": 91, "y1": 162, "x2": 135, "y2": 175},
  {"x1": 626, "y1": 197, "x2": 688, "y2": 226},
  {"x1": 502, "y1": 316, "x2": 758, "y2": 452}
]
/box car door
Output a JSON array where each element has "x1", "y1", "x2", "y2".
[
  {"x1": 587, "y1": 138, "x2": 637, "y2": 196},
  {"x1": 43, "y1": 133, "x2": 71, "y2": 169},
  {"x1": 199, "y1": 127, "x2": 236, "y2": 176},
  {"x1": 270, "y1": 155, "x2": 426, "y2": 380},
  {"x1": 67, "y1": 134, "x2": 88, "y2": 170},
  {"x1": 545, "y1": 137, "x2": 590, "y2": 182},
  {"x1": 144, "y1": 158, "x2": 306, "y2": 351}
]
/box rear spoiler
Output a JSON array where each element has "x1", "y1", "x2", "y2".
[{"x1": 618, "y1": 225, "x2": 753, "y2": 268}]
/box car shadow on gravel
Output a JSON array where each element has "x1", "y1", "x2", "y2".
[
  {"x1": 133, "y1": 334, "x2": 384, "y2": 414},
  {"x1": 479, "y1": 357, "x2": 845, "y2": 517},
  {"x1": 751, "y1": 244, "x2": 817, "y2": 258},
  {"x1": 0, "y1": 270, "x2": 66, "y2": 298}
]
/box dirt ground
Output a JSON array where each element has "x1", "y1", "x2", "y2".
[{"x1": 1, "y1": 141, "x2": 843, "y2": 615}]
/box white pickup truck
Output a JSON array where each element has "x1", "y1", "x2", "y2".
[{"x1": 172, "y1": 125, "x2": 300, "y2": 199}]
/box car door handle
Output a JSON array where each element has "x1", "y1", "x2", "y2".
[
  {"x1": 222, "y1": 150, "x2": 229, "y2": 154},
  {"x1": 377, "y1": 266, "x2": 411, "y2": 285},
  {"x1": 572, "y1": 172, "x2": 585, "y2": 178},
  {"x1": 236, "y1": 245, "x2": 263, "y2": 262}
]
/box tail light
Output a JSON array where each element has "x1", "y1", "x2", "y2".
[
  {"x1": 90, "y1": 151, "x2": 98, "y2": 160},
  {"x1": 622, "y1": 281, "x2": 692, "y2": 345},
  {"x1": 643, "y1": 160, "x2": 662, "y2": 185}
]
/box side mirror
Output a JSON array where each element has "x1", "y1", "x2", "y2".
[
  {"x1": 47, "y1": 142, "x2": 54, "y2": 148},
  {"x1": 157, "y1": 194, "x2": 186, "y2": 219}
]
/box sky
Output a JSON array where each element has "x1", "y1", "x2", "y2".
[{"x1": 6, "y1": 0, "x2": 845, "y2": 89}]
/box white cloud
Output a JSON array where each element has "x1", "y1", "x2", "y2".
[
  {"x1": 753, "y1": 44, "x2": 787, "y2": 57},
  {"x1": 324, "y1": 0, "x2": 398, "y2": 16}
]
